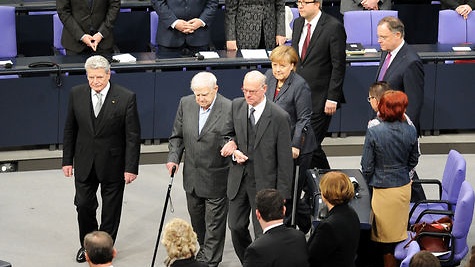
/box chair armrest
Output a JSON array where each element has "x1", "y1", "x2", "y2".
[
  {"x1": 413, "y1": 178, "x2": 442, "y2": 199},
  {"x1": 409, "y1": 200, "x2": 452, "y2": 220},
  {"x1": 414, "y1": 209, "x2": 453, "y2": 224},
  {"x1": 415, "y1": 231, "x2": 455, "y2": 264}
]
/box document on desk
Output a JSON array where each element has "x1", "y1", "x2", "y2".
[
  {"x1": 199, "y1": 51, "x2": 220, "y2": 59},
  {"x1": 112, "y1": 53, "x2": 137, "y2": 63},
  {"x1": 240, "y1": 49, "x2": 269, "y2": 59},
  {"x1": 452, "y1": 46, "x2": 472, "y2": 52},
  {"x1": 0, "y1": 60, "x2": 13, "y2": 66}
]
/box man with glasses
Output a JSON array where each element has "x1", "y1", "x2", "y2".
[
  {"x1": 220, "y1": 70, "x2": 293, "y2": 263},
  {"x1": 291, "y1": 0, "x2": 347, "y2": 170},
  {"x1": 376, "y1": 16, "x2": 424, "y2": 134}
]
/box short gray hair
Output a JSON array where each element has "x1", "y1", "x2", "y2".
[
  {"x1": 190, "y1": 72, "x2": 217, "y2": 91},
  {"x1": 244, "y1": 70, "x2": 266, "y2": 87},
  {"x1": 84, "y1": 55, "x2": 111, "y2": 73}
]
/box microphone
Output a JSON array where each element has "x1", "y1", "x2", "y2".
[
  {"x1": 4, "y1": 62, "x2": 13, "y2": 69},
  {"x1": 194, "y1": 52, "x2": 205, "y2": 60}
]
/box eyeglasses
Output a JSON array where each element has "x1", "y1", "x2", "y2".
[
  {"x1": 296, "y1": 0, "x2": 316, "y2": 6},
  {"x1": 242, "y1": 88, "x2": 261, "y2": 95},
  {"x1": 367, "y1": 96, "x2": 376, "y2": 102}
]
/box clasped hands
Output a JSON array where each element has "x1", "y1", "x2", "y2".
[
  {"x1": 455, "y1": 4, "x2": 472, "y2": 19},
  {"x1": 220, "y1": 140, "x2": 249, "y2": 164},
  {"x1": 82, "y1": 33, "x2": 103, "y2": 51},
  {"x1": 360, "y1": 0, "x2": 379, "y2": 10},
  {"x1": 175, "y1": 19, "x2": 204, "y2": 34}
]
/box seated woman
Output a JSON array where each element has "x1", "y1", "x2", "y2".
[
  {"x1": 361, "y1": 90, "x2": 420, "y2": 267},
  {"x1": 307, "y1": 171, "x2": 360, "y2": 267},
  {"x1": 162, "y1": 218, "x2": 207, "y2": 267}
]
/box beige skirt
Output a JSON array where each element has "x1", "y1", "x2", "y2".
[{"x1": 371, "y1": 182, "x2": 411, "y2": 243}]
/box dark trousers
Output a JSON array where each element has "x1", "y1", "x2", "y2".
[
  {"x1": 228, "y1": 172, "x2": 262, "y2": 263},
  {"x1": 74, "y1": 167, "x2": 125, "y2": 246},
  {"x1": 311, "y1": 112, "x2": 332, "y2": 169},
  {"x1": 186, "y1": 192, "x2": 228, "y2": 266}
]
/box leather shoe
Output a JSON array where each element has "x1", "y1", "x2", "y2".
[{"x1": 76, "y1": 247, "x2": 86, "y2": 263}]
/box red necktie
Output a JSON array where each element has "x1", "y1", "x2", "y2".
[
  {"x1": 301, "y1": 23, "x2": 312, "y2": 60},
  {"x1": 378, "y1": 52, "x2": 392, "y2": 81}
]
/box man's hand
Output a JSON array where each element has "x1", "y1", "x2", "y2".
[
  {"x1": 124, "y1": 172, "x2": 137, "y2": 184},
  {"x1": 91, "y1": 33, "x2": 103, "y2": 51},
  {"x1": 175, "y1": 19, "x2": 193, "y2": 34},
  {"x1": 291, "y1": 147, "x2": 300, "y2": 159},
  {"x1": 324, "y1": 100, "x2": 337, "y2": 115},
  {"x1": 62, "y1": 165, "x2": 73, "y2": 177},
  {"x1": 456, "y1": 4, "x2": 472, "y2": 19},
  {"x1": 276, "y1": 35, "x2": 287, "y2": 46},
  {"x1": 226, "y1": 40, "x2": 238, "y2": 51},
  {"x1": 187, "y1": 18, "x2": 204, "y2": 33},
  {"x1": 233, "y1": 149, "x2": 249, "y2": 164},
  {"x1": 81, "y1": 34, "x2": 96, "y2": 50},
  {"x1": 361, "y1": 0, "x2": 379, "y2": 10},
  {"x1": 221, "y1": 140, "x2": 237, "y2": 157},
  {"x1": 166, "y1": 162, "x2": 179, "y2": 176}
]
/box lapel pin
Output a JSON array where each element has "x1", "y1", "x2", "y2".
[{"x1": 112, "y1": 100, "x2": 116, "y2": 104}]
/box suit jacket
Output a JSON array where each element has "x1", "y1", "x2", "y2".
[
  {"x1": 243, "y1": 224, "x2": 309, "y2": 267},
  {"x1": 307, "y1": 204, "x2": 360, "y2": 267},
  {"x1": 291, "y1": 12, "x2": 347, "y2": 116},
  {"x1": 340, "y1": 0, "x2": 392, "y2": 14},
  {"x1": 264, "y1": 70, "x2": 317, "y2": 155},
  {"x1": 168, "y1": 93, "x2": 232, "y2": 198},
  {"x1": 376, "y1": 43, "x2": 424, "y2": 131},
  {"x1": 57, "y1": 0, "x2": 120, "y2": 53},
  {"x1": 440, "y1": 0, "x2": 475, "y2": 9},
  {"x1": 62, "y1": 83, "x2": 141, "y2": 182},
  {"x1": 224, "y1": 0, "x2": 285, "y2": 49},
  {"x1": 227, "y1": 98, "x2": 293, "y2": 199},
  {"x1": 151, "y1": 0, "x2": 218, "y2": 48},
  {"x1": 170, "y1": 257, "x2": 207, "y2": 267}
]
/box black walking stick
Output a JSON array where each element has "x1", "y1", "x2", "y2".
[
  {"x1": 150, "y1": 165, "x2": 176, "y2": 267},
  {"x1": 291, "y1": 127, "x2": 307, "y2": 228}
]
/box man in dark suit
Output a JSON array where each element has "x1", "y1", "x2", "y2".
[
  {"x1": 376, "y1": 16, "x2": 424, "y2": 133},
  {"x1": 57, "y1": 0, "x2": 120, "y2": 55},
  {"x1": 62, "y1": 55, "x2": 141, "y2": 263},
  {"x1": 291, "y1": 0, "x2": 347, "y2": 169},
  {"x1": 151, "y1": 0, "x2": 218, "y2": 54},
  {"x1": 167, "y1": 72, "x2": 232, "y2": 267},
  {"x1": 220, "y1": 70, "x2": 293, "y2": 263},
  {"x1": 243, "y1": 189, "x2": 309, "y2": 267}
]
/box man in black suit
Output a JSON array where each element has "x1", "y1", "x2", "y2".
[
  {"x1": 243, "y1": 189, "x2": 309, "y2": 267},
  {"x1": 57, "y1": 0, "x2": 120, "y2": 55},
  {"x1": 167, "y1": 72, "x2": 232, "y2": 267},
  {"x1": 151, "y1": 0, "x2": 218, "y2": 54},
  {"x1": 291, "y1": 0, "x2": 347, "y2": 170},
  {"x1": 376, "y1": 16, "x2": 424, "y2": 133},
  {"x1": 220, "y1": 70, "x2": 293, "y2": 263},
  {"x1": 62, "y1": 55, "x2": 141, "y2": 263}
]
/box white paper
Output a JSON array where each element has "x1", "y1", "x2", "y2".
[
  {"x1": 364, "y1": 48, "x2": 378, "y2": 53},
  {"x1": 240, "y1": 49, "x2": 269, "y2": 59},
  {"x1": 452, "y1": 46, "x2": 472, "y2": 51},
  {"x1": 199, "y1": 51, "x2": 220, "y2": 59},
  {"x1": 112, "y1": 53, "x2": 136, "y2": 63},
  {"x1": 0, "y1": 60, "x2": 13, "y2": 66}
]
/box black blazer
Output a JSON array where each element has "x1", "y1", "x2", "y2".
[
  {"x1": 291, "y1": 12, "x2": 347, "y2": 115},
  {"x1": 226, "y1": 98, "x2": 293, "y2": 199},
  {"x1": 265, "y1": 70, "x2": 317, "y2": 155},
  {"x1": 62, "y1": 83, "x2": 141, "y2": 182},
  {"x1": 57, "y1": 0, "x2": 120, "y2": 53},
  {"x1": 376, "y1": 43, "x2": 424, "y2": 131},
  {"x1": 243, "y1": 224, "x2": 309, "y2": 267},
  {"x1": 170, "y1": 258, "x2": 207, "y2": 267},
  {"x1": 307, "y1": 204, "x2": 360, "y2": 267}
]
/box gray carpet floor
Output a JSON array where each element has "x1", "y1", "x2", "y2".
[{"x1": 1, "y1": 154, "x2": 474, "y2": 267}]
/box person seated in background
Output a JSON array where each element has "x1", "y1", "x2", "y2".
[
  {"x1": 340, "y1": 0, "x2": 392, "y2": 15},
  {"x1": 83, "y1": 231, "x2": 116, "y2": 267},
  {"x1": 243, "y1": 189, "x2": 309, "y2": 267},
  {"x1": 409, "y1": 251, "x2": 441, "y2": 267},
  {"x1": 307, "y1": 171, "x2": 360, "y2": 267},
  {"x1": 440, "y1": 0, "x2": 474, "y2": 19},
  {"x1": 162, "y1": 218, "x2": 207, "y2": 267}
]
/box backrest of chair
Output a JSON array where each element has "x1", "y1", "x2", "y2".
[
  {"x1": 53, "y1": 14, "x2": 66, "y2": 55},
  {"x1": 441, "y1": 150, "x2": 466, "y2": 205},
  {"x1": 370, "y1": 10, "x2": 398, "y2": 46},
  {"x1": 344, "y1": 11, "x2": 372, "y2": 46},
  {"x1": 438, "y1": 10, "x2": 466, "y2": 44},
  {"x1": 290, "y1": 7, "x2": 299, "y2": 30},
  {"x1": 452, "y1": 181, "x2": 474, "y2": 261},
  {"x1": 0, "y1": 6, "x2": 17, "y2": 58},
  {"x1": 399, "y1": 240, "x2": 420, "y2": 267},
  {"x1": 466, "y1": 11, "x2": 475, "y2": 43},
  {"x1": 150, "y1": 11, "x2": 159, "y2": 46}
]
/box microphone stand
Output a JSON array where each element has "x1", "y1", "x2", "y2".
[{"x1": 150, "y1": 165, "x2": 176, "y2": 267}]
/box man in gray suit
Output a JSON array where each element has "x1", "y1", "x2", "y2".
[
  {"x1": 221, "y1": 70, "x2": 293, "y2": 263},
  {"x1": 340, "y1": 0, "x2": 392, "y2": 14},
  {"x1": 167, "y1": 72, "x2": 232, "y2": 267}
]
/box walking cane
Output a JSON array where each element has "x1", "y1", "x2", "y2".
[
  {"x1": 150, "y1": 165, "x2": 176, "y2": 267},
  {"x1": 291, "y1": 127, "x2": 308, "y2": 228}
]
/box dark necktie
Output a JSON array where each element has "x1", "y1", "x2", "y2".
[
  {"x1": 301, "y1": 23, "x2": 312, "y2": 60},
  {"x1": 378, "y1": 52, "x2": 392, "y2": 81},
  {"x1": 249, "y1": 107, "x2": 256, "y2": 126}
]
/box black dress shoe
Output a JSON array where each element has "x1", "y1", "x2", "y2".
[{"x1": 76, "y1": 247, "x2": 86, "y2": 263}]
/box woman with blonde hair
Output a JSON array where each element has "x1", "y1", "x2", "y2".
[{"x1": 162, "y1": 218, "x2": 207, "y2": 267}]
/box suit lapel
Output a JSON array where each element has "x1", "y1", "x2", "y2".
[
  {"x1": 302, "y1": 13, "x2": 327, "y2": 63},
  {"x1": 190, "y1": 101, "x2": 200, "y2": 140},
  {"x1": 235, "y1": 99, "x2": 249, "y2": 153},
  {"x1": 254, "y1": 101, "x2": 271, "y2": 149},
  {"x1": 94, "y1": 85, "x2": 118, "y2": 134},
  {"x1": 384, "y1": 44, "x2": 407, "y2": 79},
  {"x1": 274, "y1": 72, "x2": 294, "y2": 102},
  {"x1": 267, "y1": 76, "x2": 278, "y2": 101}
]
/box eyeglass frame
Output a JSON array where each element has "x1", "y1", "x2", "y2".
[
  {"x1": 242, "y1": 84, "x2": 265, "y2": 95},
  {"x1": 296, "y1": 0, "x2": 317, "y2": 6},
  {"x1": 367, "y1": 96, "x2": 376, "y2": 102}
]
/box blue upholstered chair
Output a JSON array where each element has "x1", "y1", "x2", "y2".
[
  {"x1": 53, "y1": 13, "x2": 66, "y2": 55},
  {"x1": 344, "y1": 10, "x2": 398, "y2": 46},
  {"x1": 438, "y1": 10, "x2": 467, "y2": 44},
  {"x1": 466, "y1": 11, "x2": 475, "y2": 43},
  {"x1": 0, "y1": 6, "x2": 17, "y2": 59},
  {"x1": 150, "y1": 11, "x2": 159, "y2": 51},
  {"x1": 395, "y1": 238, "x2": 420, "y2": 267},
  {"x1": 370, "y1": 10, "x2": 398, "y2": 46}
]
